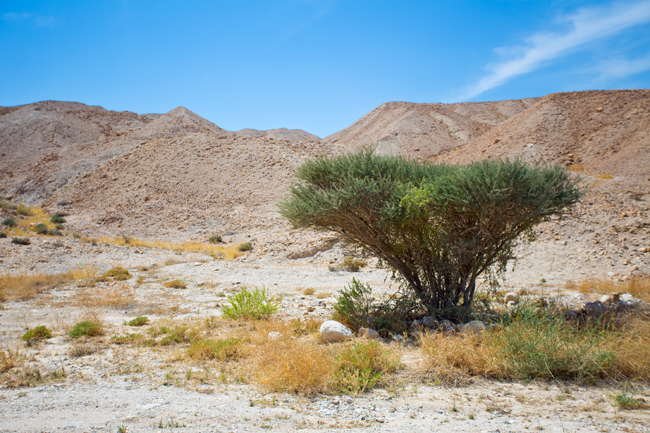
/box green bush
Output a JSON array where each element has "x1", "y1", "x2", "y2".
[
  {"x1": 238, "y1": 242, "x2": 253, "y2": 252},
  {"x1": 104, "y1": 267, "x2": 132, "y2": 280},
  {"x1": 280, "y1": 151, "x2": 583, "y2": 317},
  {"x1": 55, "y1": 224, "x2": 65, "y2": 230},
  {"x1": 68, "y1": 321, "x2": 103, "y2": 338},
  {"x1": 50, "y1": 215, "x2": 66, "y2": 224},
  {"x1": 222, "y1": 287, "x2": 278, "y2": 320},
  {"x1": 34, "y1": 223, "x2": 49, "y2": 235},
  {"x1": 2, "y1": 217, "x2": 16, "y2": 227},
  {"x1": 128, "y1": 316, "x2": 150, "y2": 327},
  {"x1": 332, "y1": 340, "x2": 399, "y2": 394},
  {"x1": 11, "y1": 237, "x2": 31, "y2": 245},
  {"x1": 208, "y1": 234, "x2": 223, "y2": 244},
  {"x1": 22, "y1": 326, "x2": 53, "y2": 342}
]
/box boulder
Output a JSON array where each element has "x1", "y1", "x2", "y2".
[
  {"x1": 359, "y1": 327, "x2": 380, "y2": 339},
  {"x1": 461, "y1": 320, "x2": 486, "y2": 334},
  {"x1": 439, "y1": 320, "x2": 454, "y2": 332},
  {"x1": 504, "y1": 292, "x2": 519, "y2": 304},
  {"x1": 620, "y1": 293, "x2": 637, "y2": 303},
  {"x1": 583, "y1": 301, "x2": 606, "y2": 318},
  {"x1": 421, "y1": 316, "x2": 439, "y2": 329},
  {"x1": 319, "y1": 320, "x2": 353, "y2": 343},
  {"x1": 600, "y1": 295, "x2": 612, "y2": 305}
]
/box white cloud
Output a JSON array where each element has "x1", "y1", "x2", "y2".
[
  {"x1": 459, "y1": 1, "x2": 650, "y2": 100},
  {"x1": 2, "y1": 11, "x2": 57, "y2": 27},
  {"x1": 595, "y1": 53, "x2": 650, "y2": 78}
]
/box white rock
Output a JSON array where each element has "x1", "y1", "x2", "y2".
[
  {"x1": 600, "y1": 295, "x2": 612, "y2": 304},
  {"x1": 507, "y1": 300, "x2": 517, "y2": 308},
  {"x1": 620, "y1": 293, "x2": 637, "y2": 303},
  {"x1": 462, "y1": 320, "x2": 486, "y2": 334},
  {"x1": 358, "y1": 327, "x2": 380, "y2": 339},
  {"x1": 504, "y1": 292, "x2": 519, "y2": 304},
  {"x1": 268, "y1": 331, "x2": 282, "y2": 341},
  {"x1": 319, "y1": 320, "x2": 353, "y2": 343}
]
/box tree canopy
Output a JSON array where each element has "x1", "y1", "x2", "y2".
[{"x1": 279, "y1": 151, "x2": 584, "y2": 317}]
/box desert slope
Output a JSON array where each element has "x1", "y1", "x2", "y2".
[
  {"x1": 323, "y1": 98, "x2": 538, "y2": 159},
  {"x1": 236, "y1": 127, "x2": 321, "y2": 142}
]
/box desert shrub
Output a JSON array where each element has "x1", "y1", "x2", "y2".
[
  {"x1": 68, "y1": 321, "x2": 103, "y2": 338},
  {"x1": 330, "y1": 256, "x2": 367, "y2": 272},
  {"x1": 208, "y1": 235, "x2": 222, "y2": 244},
  {"x1": 34, "y1": 223, "x2": 49, "y2": 235},
  {"x1": 55, "y1": 224, "x2": 65, "y2": 230},
  {"x1": 332, "y1": 279, "x2": 416, "y2": 333},
  {"x1": 280, "y1": 151, "x2": 583, "y2": 317},
  {"x1": 0, "y1": 272, "x2": 77, "y2": 301},
  {"x1": 47, "y1": 229, "x2": 62, "y2": 236},
  {"x1": 238, "y1": 242, "x2": 253, "y2": 252},
  {"x1": 21, "y1": 326, "x2": 53, "y2": 342},
  {"x1": 303, "y1": 288, "x2": 315, "y2": 295},
  {"x1": 566, "y1": 276, "x2": 650, "y2": 303},
  {"x1": 16, "y1": 204, "x2": 33, "y2": 216},
  {"x1": 0, "y1": 232, "x2": 6, "y2": 238},
  {"x1": 614, "y1": 389, "x2": 647, "y2": 410},
  {"x1": 104, "y1": 267, "x2": 132, "y2": 280},
  {"x1": 11, "y1": 237, "x2": 30, "y2": 245},
  {"x1": 110, "y1": 334, "x2": 145, "y2": 345},
  {"x1": 128, "y1": 316, "x2": 149, "y2": 327},
  {"x1": 163, "y1": 279, "x2": 187, "y2": 289},
  {"x1": 0, "y1": 200, "x2": 17, "y2": 211},
  {"x1": 332, "y1": 340, "x2": 399, "y2": 394},
  {"x1": 2, "y1": 218, "x2": 16, "y2": 228},
  {"x1": 222, "y1": 287, "x2": 278, "y2": 320},
  {"x1": 72, "y1": 233, "x2": 81, "y2": 239},
  {"x1": 50, "y1": 215, "x2": 66, "y2": 224},
  {"x1": 0, "y1": 344, "x2": 24, "y2": 373},
  {"x1": 53, "y1": 211, "x2": 69, "y2": 217},
  {"x1": 68, "y1": 344, "x2": 97, "y2": 358},
  {"x1": 159, "y1": 325, "x2": 194, "y2": 345},
  {"x1": 186, "y1": 338, "x2": 242, "y2": 361}
]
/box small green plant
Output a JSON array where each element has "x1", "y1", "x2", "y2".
[
  {"x1": 104, "y1": 267, "x2": 132, "y2": 280},
  {"x1": 34, "y1": 223, "x2": 49, "y2": 235},
  {"x1": 68, "y1": 321, "x2": 103, "y2": 338},
  {"x1": 332, "y1": 340, "x2": 399, "y2": 394},
  {"x1": 238, "y1": 241, "x2": 253, "y2": 252},
  {"x1": 117, "y1": 425, "x2": 128, "y2": 433},
  {"x1": 11, "y1": 237, "x2": 31, "y2": 245},
  {"x1": 614, "y1": 390, "x2": 646, "y2": 410},
  {"x1": 128, "y1": 316, "x2": 149, "y2": 327},
  {"x1": 163, "y1": 279, "x2": 187, "y2": 289},
  {"x1": 208, "y1": 234, "x2": 222, "y2": 244},
  {"x1": 222, "y1": 287, "x2": 278, "y2": 320},
  {"x1": 72, "y1": 233, "x2": 81, "y2": 239},
  {"x1": 55, "y1": 223, "x2": 65, "y2": 230},
  {"x1": 2, "y1": 217, "x2": 16, "y2": 227},
  {"x1": 16, "y1": 204, "x2": 33, "y2": 216},
  {"x1": 50, "y1": 215, "x2": 66, "y2": 224},
  {"x1": 186, "y1": 338, "x2": 242, "y2": 360},
  {"x1": 21, "y1": 326, "x2": 53, "y2": 342},
  {"x1": 540, "y1": 278, "x2": 547, "y2": 283},
  {"x1": 47, "y1": 229, "x2": 63, "y2": 236},
  {"x1": 329, "y1": 256, "x2": 367, "y2": 272},
  {"x1": 110, "y1": 334, "x2": 144, "y2": 345}
]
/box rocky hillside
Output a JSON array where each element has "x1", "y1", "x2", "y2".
[
  {"x1": 236, "y1": 127, "x2": 321, "y2": 142},
  {"x1": 323, "y1": 98, "x2": 538, "y2": 159}
]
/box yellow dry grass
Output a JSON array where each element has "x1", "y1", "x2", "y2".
[
  {"x1": 0, "y1": 272, "x2": 75, "y2": 301},
  {"x1": 566, "y1": 276, "x2": 650, "y2": 302},
  {"x1": 77, "y1": 283, "x2": 136, "y2": 308},
  {"x1": 8, "y1": 207, "x2": 55, "y2": 234},
  {"x1": 0, "y1": 344, "x2": 24, "y2": 373},
  {"x1": 91, "y1": 237, "x2": 242, "y2": 259}
]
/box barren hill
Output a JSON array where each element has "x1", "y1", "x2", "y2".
[
  {"x1": 323, "y1": 98, "x2": 538, "y2": 159},
  {"x1": 236, "y1": 127, "x2": 321, "y2": 142}
]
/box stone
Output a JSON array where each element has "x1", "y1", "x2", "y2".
[
  {"x1": 462, "y1": 320, "x2": 486, "y2": 334},
  {"x1": 410, "y1": 319, "x2": 422, "y2": 329},
  {"x1": 583, "y1": 301, "x2": 606, "y2": 318},
  {"x1": 268, "y1": 331, "x2": 282, "y2": 341},
  {"x1": 504, "y1": 292, "x2": 519, "y2": 304},
  {"x1": 319, "y1": 320, "x2": 353, "y2": 343},
  {"x1": 359, "y1": 327, "x2": 380, "y2": 339},
  {"x1": 600, "y1": 295, "x2": 612, "y2": 304},
  {"x1": 421, "y1": 316, "x2": 438, "y2": 329},
  {"x1": 507, "y1": 300, "x2": 517, "y2": 308},
  {"x1": 439, "y1": 320, "x2": 454, "y2": 331},
  {"x1": 620, "y1": 293, "x2": 637, "y2": 303}
]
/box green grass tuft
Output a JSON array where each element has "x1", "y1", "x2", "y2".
[{"x1": 222, "y1": 287, "x2": 278, "y2": 320}]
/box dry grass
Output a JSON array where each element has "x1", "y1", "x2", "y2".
[
  {"x1": 566, "y1": 276, "x2": 650, "y2": 302},
  {"x1": 91, "y1": 237, "x2": 242, "y2": 259},
  {"x1": 0, "y1": 344, "x2": 25, "y2": 373},
  {"x1": 77, "y1": 283, "x2": 136, "y2": 308},
  {"x1": 163, "y1": 280, "x2": 187, "y2": 289},
  {"x1": 0, "y1": 272, "x2": 76, "y2": 301},
  {"x1": 420, "y1": 310, "x2": 650, "y2": 384}
]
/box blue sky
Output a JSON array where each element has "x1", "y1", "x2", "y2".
[{"x1": 1, "y1": 1, "x2": 649, "y2": 137}]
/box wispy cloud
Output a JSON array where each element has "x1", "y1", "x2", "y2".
[
  {"x1": 594, "y1": 53, "x2": 650, "y2": 78},
  {"x1": 458, "y1": 1, "x2": 650, "y2": 100},
  {"x1": 2, "y1": 11, "x2": 57, "y2": 28}
]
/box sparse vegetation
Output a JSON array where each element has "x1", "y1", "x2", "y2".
[
  {"x1": 104, "y1": 267, "x2": 132, "y2": 281},
  {"x1": 11, "y1": 237, "x2": 30, "y2": 245},
  {"x1": 613, "y1": 388, "x2": 646, "y2": 410},
  {"x1": 566, "y1": 276, "x2": 650, "y2": 302},
  {"x1": 21, "y1": 326, "x2": 53, "y2": 342},
  {"x1": 186, "y1": 338, "x2": 242, "y2": 361},
  {"x1": 68, "y1": 321, "x2": 104, "y2": 338},
  {"x1": 0, "y1": 271, "x2": 80, "y2": 300},
  {"x1": 238, "y1": 241, "x2": 253, "y2": 252},
  {"x1": 128, "y1": 316, "x2": 150, "y2": 327},
  {"x1": 16, "y1": 204, "x2": 33, "y2": 216},
  {"x1": 222, "y1": 287, "x2": 278, "y2": 320},
  {"x1": 329, "y1": 256, "x2": 367, "y2": 272},
  {"x1": 50, "y1": 215, "x2": 66, "y2": 224},
  {"x1": 0, "y1": 344, "x2": 24, "y2": 372},
  {"x1": 69, "y1": 344, "x2": 97, "y2": 358},
  {"x1": 77, "y1": 284, "x2": 135, "y2": 308},
  {"x1": 34, "y1": 223, "x2": 49, "y2": 235},
  {"x1": 332, "y1": 340, "x2": 399, "y2": 394},
  {"x1": 91, "y1": 236, "x2": 243, "y2": 259},
  {"x1": 208, "y1": 234, "x2": 222, "y2": 244},
  {"x1": 163, "y1": 280, "x2": 187, "y2": 289},
  {"x1": 2, "y1": 218, "x2": 17, "y2": 228}
]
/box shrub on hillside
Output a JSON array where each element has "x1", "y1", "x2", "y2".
[
  {"x1": 11, "y1": 237, "x2": 30, "y2": 245},
  {"x1": 238, "y1": 242, "x2": 253, "y2": 252},
  {"x1": 222, "y1": 287, "x2": 278, "y2": 320},
  {"x1": 34, "y1": 223, "x2": 49, "y2": 235},
  {"x1": 2, "y1": 218, "x2": 16, "y2": 228},
  {"x1": 21, "y1": 326, "x2": 53, "y2": 342},
  {"x1": 50, "y1": 216, "x2": 66, "y2": 224},
  {"x1": 68, "y1": 321, "x2": 103, "y2": 338},
  {"x1": 104, "y1": 267, "x2": 132, "y2": 281}
]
